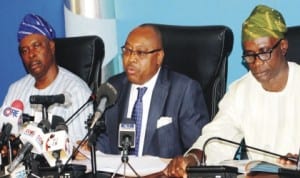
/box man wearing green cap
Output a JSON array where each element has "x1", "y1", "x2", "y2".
[{"x1": 163, "y1": 5, "x2": 300, "y2": 177}]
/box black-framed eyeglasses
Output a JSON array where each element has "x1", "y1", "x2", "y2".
[
  {"x1": 242, "y1": 39, "x2": 282, "y2": 64},
  {"x1": 121, "y1": 46, "x2": 161, "y2": 58}
]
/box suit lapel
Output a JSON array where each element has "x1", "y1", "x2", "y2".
[
  {"x1": 143, "y1": 69, "x2": 170, "y2": 151},
  {"x1": 117, "y1": 77, "x2": 131, "y2": 123}
]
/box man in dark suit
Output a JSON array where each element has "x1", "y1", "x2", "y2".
[{"x1": 96, "y1": 24, "x2": 209, "y2": 158}]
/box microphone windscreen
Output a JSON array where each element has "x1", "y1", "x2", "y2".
[
  {"x1": 96, "y1": 82, "x2": 117, "y2": 107},
  {"x1": 0, "y1": 123, "x2": 13, "y2": 146},
  {"x1": 51, "y1": 115, "x2": 65, "y2": 130},
  {"x1": 38, "y1": 120, "x2": 51, "y2": 133},
  {"x1": 2, "y1": 123, "x2": 12, "y2": 135},
  {"x1": 22, "y1": 113, "x2": 34, "y2": 123}
]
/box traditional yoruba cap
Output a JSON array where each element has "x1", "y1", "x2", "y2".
[
  {"x1": 17, "y1": 13, "x2": 56, "y2": 42},
  {"x1": 242, "y1": 5, "x2": 287, "y2": 42}
]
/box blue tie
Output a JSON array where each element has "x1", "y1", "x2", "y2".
[{"x1": 131, "y1": 87, "x2": 147, "y2": 156}]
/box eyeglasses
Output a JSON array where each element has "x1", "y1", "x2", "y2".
[
  {"x1": 242, "y1": 39, "x2": 282, "y2": 64},
  {"x1": 121, "y1": 46, "x2": 161, "y2": 58}
]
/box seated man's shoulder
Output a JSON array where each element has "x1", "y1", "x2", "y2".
[
  {"x1": 9, "y1": 74, "x2": 34, "y2": 88},
  {"x1": 57, "y1": 67, "x2": 92, "y2": 96},
  {"x1": 167, "y1": 69, "x2": 199, "y2": 85},
  {"x1": 59, "y1": 67, "x2": 89, "y2": 85},
  {"x1": 106, "y1": 72, "x2": 127, "y2": 87}
]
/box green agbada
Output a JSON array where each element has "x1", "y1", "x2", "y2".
[{"x1": 242, "y1": 4, "x2": 287, "y2": 42}]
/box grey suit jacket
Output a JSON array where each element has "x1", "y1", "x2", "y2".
[{"x1": 96, "y1": 67, "x2": 209, "y2": 158}]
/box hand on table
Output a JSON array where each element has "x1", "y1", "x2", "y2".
[{"x1": 73, "y1": 140, "x2": 91, "y2": 160}]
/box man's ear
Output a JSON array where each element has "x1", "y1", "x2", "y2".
[
  {"x1": 281, "y1": 39, "x2": 288, "y2": 56},
  {"x1": 157, "y1": 50, "x2": 165, "y2": 66}
]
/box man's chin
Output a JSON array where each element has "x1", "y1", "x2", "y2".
[
  {"x1": 30, "y1": 71, "x2": 44, "y2": 80},
  {"x1": 127, "y1": 75, "x2": 139, "y2": 84}
]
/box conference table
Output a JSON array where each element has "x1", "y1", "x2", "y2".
[
  {"x1": 143, "y1": 171, "x2": 282, "y2": 178},
  {"x1": 49, "y1": 154, "x2": 299, "y2": 178},
  {"x1": 70, "y1": 155, "x2": 299, "y2": 178},
  {"x1": 35, "y1": 167, "x2": 292, "y2": 178}
]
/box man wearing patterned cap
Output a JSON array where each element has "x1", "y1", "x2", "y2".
[
  {"x1": 164, "y1": 5, "x2": 300, "y2": 177},
  {"x1": 0, "y1": 14, "x2": 93, "y2": 162}
]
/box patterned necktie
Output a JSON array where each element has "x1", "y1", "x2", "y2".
[{"x1": 131, "y1": 87, "x2": 147, "y2": 156}]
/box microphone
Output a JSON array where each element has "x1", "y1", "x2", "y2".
[
  {"x1": 51, "y1": 115, "x2": 68, "y2": 132},
  {"x1": 22, "y1": 113, "x2": 34, "y2": 123},
  {"x1": 0, "y1": 123, "x2": 13, "y2": 148},
  {"x1": 37, "y1": 119, "x2": 51, "y2": 133},
  {"x1": 7, "y1": 142, "x2": 33, "y2": 173},
  {"x1": 118, "y1": 119, "x2": 136, "y2": 149},
  {"x1": 200, "y1": 137, "x2": 298, "y2": 166},
  {"x1": 0, "y1": 100, "x2": 24, "y2": 136},
  {"x1": 89, "y1": 82, "x2": 118, "y2": 129},
  {"x1": 187, "y1": 137, "x2": 300, "y2": 178},
  {"x1": 29, "y1": 92, "x2": 71, "y2": 106}
]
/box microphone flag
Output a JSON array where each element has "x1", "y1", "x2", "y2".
[
  {"x1": 19, "y1": 122, "x2": 44, "y2": 154},
  {"x1": 0, "y1": 100, "x2": 24, "y2": 136},
  {"x1": 43, "y1": 130, "x2": 72, "y2": 167},
  {"x1": 19, "y1": 122, "x2": 73, "y2": 167}
]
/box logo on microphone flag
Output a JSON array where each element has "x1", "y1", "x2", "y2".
[
  {"x1": 43, "y1": 130, "x2": 73, "y2": 167},
  {"x1": 0, "y1": 105, "x2": 23, "y2": 135}
]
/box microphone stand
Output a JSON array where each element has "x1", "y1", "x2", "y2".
[
  {"x1": 8, "y1": 139, "x2": 12, "y2": 166},
  {"x1": 59, "y1": 118, "x2": 107, "y2": 178},
  {"x1": 65, "y1": 95, "x2": 94, "y2": 125},
  {"x1": 201, "y1": 137, "x2": 299, "y2": 165},
  {"x1": 85, "y1": 117, "x2": 107, "y2": 177},
  {"x1": 52, "y1": 150, "x2": 63, "y2": 174},
  {"x1": 23, "y1": 150, "x2": 34, "y2": 176},
  {"x1": 41, "y1": 104, "x2": 51, "y2": 121},
  {"x1": 188, "y1": 137, "x2": 300, "y2": 178},
  {"x1": 111, "y1": 137, "x2": 140, "y2": 178},
  {"x1": 58, "y1": 132, "x2": 89, "y2": 175}
]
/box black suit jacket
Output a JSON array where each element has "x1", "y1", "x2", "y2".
[{"x1": 96, "y1": 67, "x2": 209, "y2": 158}]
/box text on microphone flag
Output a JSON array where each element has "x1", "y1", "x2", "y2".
[
  {"x1": 3, "y1": 107, "x2": 21, "y2": 118},
  {"x1": 0, "y1": 100, "x2": 24, "y2": 136}
]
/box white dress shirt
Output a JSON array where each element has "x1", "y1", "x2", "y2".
[{"x1": 126, "y1": 68, "x2": 160, "y2": 156}]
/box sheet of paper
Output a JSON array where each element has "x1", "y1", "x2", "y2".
[
  {"x1": 219, "y1": 159, "x2": 252, "y2": 173},
  {"x1": 72, "y1": 151, "x2": 170, "y2": 176},
  {"x1": 96, "y1": 151, "x2": 170, "y2": 176}
]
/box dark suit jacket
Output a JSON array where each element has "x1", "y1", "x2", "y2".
[{"x1": 96, "y1": 67, "x2": 209, "y2": 158}]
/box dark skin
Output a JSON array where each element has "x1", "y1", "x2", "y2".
[
  {"x1": 163, "y1": 149, "x2": 203, "y2": 178},
  {"x1": 19, "y1": 34, "x2": 58, "y2": 88},
  {"x1": 122, "y1": 25, "x2": 164, "y2": 85},
  {"x1": 163, "y1": 37, "x2": 296, "y2": 178},
  {"x1": 243, "y1": 37, "x2": 289, "y2": 92}
]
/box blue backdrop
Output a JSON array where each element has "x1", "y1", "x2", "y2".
[{"x1": 1, "y1": 0, "x2": 300, "y2": 104}]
